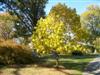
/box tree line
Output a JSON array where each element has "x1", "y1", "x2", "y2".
[{"x1": 0, "y1": 0, "x2": 100, "y2": 54}]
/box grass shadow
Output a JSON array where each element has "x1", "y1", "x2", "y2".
[
  {"x1": 36, "y1": 54, "x2": 98, "y2": 74},
  {"x1": 54, "y1": 68, "x2": 72, "y2": 75},
  {"x1": 60, "y1": 61, "x2": 88, "y2": 71},
  {"x1": 0, "y1": 54, "x2": 98, "y2": 75}
]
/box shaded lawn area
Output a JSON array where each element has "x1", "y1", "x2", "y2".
[
  {"x1": 0, "y1": 54, "x2": 98, "y2": 75},
  {"x1": 38, "y1": 54, "x2": 99, "y2": 74}
]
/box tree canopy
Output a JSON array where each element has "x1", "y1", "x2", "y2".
[
  {"x1": 0, "y1": 13, "x2": 17, "y2": 39},
  {"x1": 49, "y1": 3, "x2": 82, "y2": 41},
  {"x1": 81, "y1": 4, "x2": 100, "y2": 45},
  {"x1": 32, "y1": 15, "x2": 65, "y2": 54},
  {"x1": 0, "y1": 0, "x2": 48, "y2": 37},
  {"x1": 32, "y1": 3, "x2": 88, "y2": 54}
]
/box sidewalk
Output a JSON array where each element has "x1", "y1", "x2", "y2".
[{"x1": 83, "y1": 56, "x2": 100, "y2": 75}]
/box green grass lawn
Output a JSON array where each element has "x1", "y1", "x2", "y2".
[
  {"x1": 39, "y1": 54, "x2": 98, "y2": 75},
  {"x1": 0, "y1": 54, "x2": 98, "y2": 75}
]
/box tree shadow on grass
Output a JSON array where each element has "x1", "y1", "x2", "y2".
[
  {"x1": 0, "y1": 64, "x2": 9, "y2": 74},
  {"x1": 10, "y1": 64, "x2": 34, "y2": 75},
  {"x1": 13, "y1": 67, "x2": 20, "y2": 75},
  {"x1": 0, "y1": 64, "x2": 27, "y2": 75},
  {"x1": 35, "y1": 59, "x2": 89, "y2": 75},
  {"x1": 54, "y1": 67, "x2": 72, "y2": 75},
  {"x1": 60, "y1": 61, "x2": 88, "y2": 71},
  {"x1": 59, "y1": 54, "x2": 98, "y2": 59},
  {"x1": 0, "y1": 54, "x2": 97, "y2": 75},
  {"x1": 6, "y1": 64, "x2": 73, "y2": 75}
]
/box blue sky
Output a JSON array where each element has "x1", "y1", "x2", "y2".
[{"x1": 45, "y1": 0, "x2": 100, "y2": 15}]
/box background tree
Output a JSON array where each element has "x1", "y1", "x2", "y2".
[
  {"x1": 0, "y1": 0, "x2": 48, "y2": 37},
  {"x1": 0, "y1": 13, "x2": 16, "y2": 40},
  {"x1": 32, "y1": 14, "x2": 88, "y2": 55},
  {"x1": 81, "y1": 5, "x2": 100, "y2": 52},
  {"x1": 49, "y1": 3, "x2": 82, "y2": 42},
  {"x1": 32, "y1": 3, "x2": 88, "y2": 55},
  {"x1": 93, "y1": 37, "x2": 100, "y2": 52}
]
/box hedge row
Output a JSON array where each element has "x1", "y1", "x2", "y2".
[{"x1": 0, "y1": 39, "x2": 38, "y2": 65}]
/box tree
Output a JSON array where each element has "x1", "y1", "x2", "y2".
[
  {"x1": 0, "y1": 0, "x2": 48, "y2": 37},
  {"x1": 49, "y1": 3, "x2": 81, "y2": 42},
  {"x1": 0, "y1": 13, "x2": 16, "y2": 40},
  {"x1": 32, "y1": 15, "x2": 65, "y2": 54},
  {"x1": 32, "y1": 3, "x2": 89, "y2": 54},
  {"x1": 93, "y1": 37, "x2": 100, "y2": 52},
  {"x1": 81, "y1": 5, "x2": 100, "y2": 52}
]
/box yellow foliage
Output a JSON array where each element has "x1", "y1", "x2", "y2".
[{"x1": 32, "y1": 15, "x2": 65, "y2": 53}]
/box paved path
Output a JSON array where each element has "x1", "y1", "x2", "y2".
[{"x1": 83, "y1": 56, "x2": 100, "y2": 75}]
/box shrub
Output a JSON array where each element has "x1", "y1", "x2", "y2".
[
  {"x1": 71, "y1": 50, "x2": 84, "y2": 56},
  {"x1": 0, "y1": 39, "x2": 38, "y2": 65}
]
